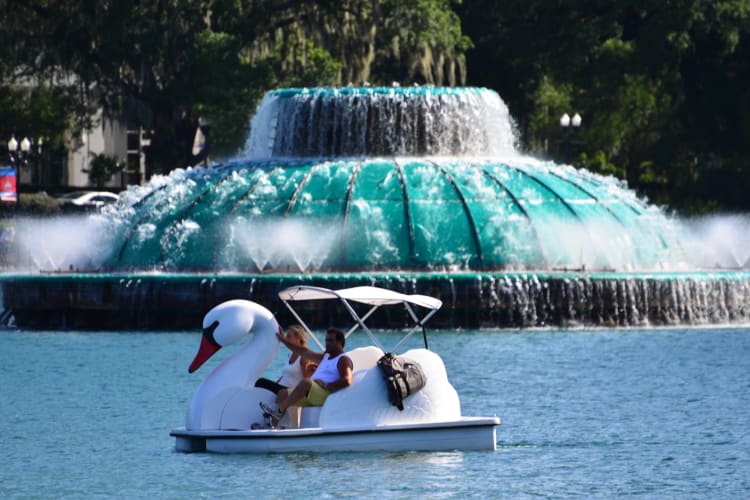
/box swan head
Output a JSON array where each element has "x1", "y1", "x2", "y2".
[{"x1": 188, "y1": 299, "x2": 275, "y2": 373}]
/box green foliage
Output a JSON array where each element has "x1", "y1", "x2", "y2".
[
  {"x1": 0, "y1": 86, "x2": 72, "y2": 163},
  {"x1": 579, "y1": 151, "x2": 624, "y2": 179},
  {"x1": 527, "y1": 76, "x2": 572, "y2": 154},
  {"x1": 179, "y1": 29, "x2": 271, "y2": 158},
  {"x1": 17, "y1": 192, "x2": 60, "y2": 215},
  {"x1": 86, "y1": 154, "x2": 125, "y2": 188},
  {"x1": 459, "y1": 0, "x2": 750, "y2": 212},
  {"x1": 2, "y1": 0, "x2": 750, "y2": 212},
  {"x1": 271, "y1": 38, "x2": 341, "y2": 88},
  {"x1": 374, "y1": 0, "x2": 473, "y2": 84},
  {"x1": 584, "y1": 74, "x2": 676, "y2": 185},
  {"x1": 0, "y1": 0, "x2": 470, "y2": 173}
]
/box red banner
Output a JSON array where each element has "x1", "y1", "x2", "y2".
[{"x1": 0, "y1": 167, "x2": 17, "y2": 202}]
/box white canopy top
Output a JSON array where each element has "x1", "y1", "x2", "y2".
[
  {"x1": 278, "y1": 286, "x2": 442, "y2": 352},
  {"x1": 278, "y1": 285, "x2": 442, "y2": 311}
]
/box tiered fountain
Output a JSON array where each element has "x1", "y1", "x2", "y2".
[{"x1": 3, "y1": 86, "x2": 750, "y2": 328}]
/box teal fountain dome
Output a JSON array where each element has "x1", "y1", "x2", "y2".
[
  {"x1": 106, "y1": 86, "x2": 686, "y2": 274},
  {"x1": 3, "y1": 86, "x2": 750, "y2": 329}
]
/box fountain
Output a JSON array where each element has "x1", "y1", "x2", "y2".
[{"x1": 3, "y1": 86, "x2": 750, "y2": 329}]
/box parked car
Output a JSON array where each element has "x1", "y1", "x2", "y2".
[{"x1": 58, "y1": 191, "x2": 120, "y2": 213}]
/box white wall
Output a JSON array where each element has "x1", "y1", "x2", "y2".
[{"x1": 66, "y1": 109, "x2": 129, "y2": 188}]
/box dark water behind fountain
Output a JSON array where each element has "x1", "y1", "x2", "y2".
[{"x1": 2, "y1": 87, "x2": 750, "y2": 329}]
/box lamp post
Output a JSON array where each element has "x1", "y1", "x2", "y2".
[
  {"x1": 34, "y1": 137, "x2": 44, "y2": 186},
  {"x1": 8, "y1": 134, "x2": 33, "y2": 168},
  {"x1": 559, "y1": 112, "x2": 582, "y2": 164},
  {"x1": 7, "y1": 135, "x2": 43, "y2": 207},
  {"x1": 8, "y1": 134, "x2": 23, "y2": 207},
  {"x1": 7, "y1": 135, "x2": 19, "y2": 165}
]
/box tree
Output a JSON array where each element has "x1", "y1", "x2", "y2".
[
  {"x1": 459, "y1": 0, "x2": 750, "y2": 212},
  {"x1": 0, "y1": 0, "x2": 471, "y2": 177},
  {"x1": 86, "y1": 153, "x2": 125, "y2": 188}
]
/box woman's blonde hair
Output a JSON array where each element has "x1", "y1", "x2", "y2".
[{"x1": 287, "y1": 324, "x2": 307, "y2": 346}]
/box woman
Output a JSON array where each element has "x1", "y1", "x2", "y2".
[{"x1": 254, "y1": 325, "x2": 317, "y2": 404}]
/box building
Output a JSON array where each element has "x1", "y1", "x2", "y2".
[{"x1": 66, "y1": 110, "x2": 148, "y2": 189}]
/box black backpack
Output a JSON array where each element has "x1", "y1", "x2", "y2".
[{"x1": 377, "y1": 352, "x2": 427, "y2": 411}]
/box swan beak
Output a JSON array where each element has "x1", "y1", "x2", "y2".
[{"x1": 189, "y1": 334, "x2": 221, "y2": 373}]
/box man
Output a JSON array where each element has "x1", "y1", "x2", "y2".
[{"x1": 260, "y1": 327, "x2": 353, "y2": 421}]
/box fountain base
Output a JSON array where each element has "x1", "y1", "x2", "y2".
[{"x1": 2, "y1": 271, "x2": 750, "y2": 330}]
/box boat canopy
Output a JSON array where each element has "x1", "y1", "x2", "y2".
[{"x1": 278, "y1": 285, "x2": 442, "y2": 352}]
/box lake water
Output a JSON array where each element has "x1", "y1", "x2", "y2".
[{"x1": 1, "y1": 327, "x2": 749, "y2": 498}]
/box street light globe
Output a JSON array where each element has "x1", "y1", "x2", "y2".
[
  {"x1": 20, "y1": 137, "x2": 32, "y2": 153},
  {"x1": 8, "y1": 135, "x2": 18, "y2": 152},
  {"x1": 571, "y1": 113, "x2": 582, "y2": 127},
  {"x1": 560, "y1": 113, "x2": 571, "y2": 128}
]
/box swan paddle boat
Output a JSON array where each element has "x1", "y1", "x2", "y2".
[{"x1": 170, "y1": 285, "x2": 500, "y2": 453}]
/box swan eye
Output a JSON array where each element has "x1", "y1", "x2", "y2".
[{"x1": 203, "y1": 320, "x2": 221, "y2": 347}]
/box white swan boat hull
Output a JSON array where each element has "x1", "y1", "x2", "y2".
[
  {"x1": 175, "y1": 287, "x2": 502, "y2": 454},
  {"x1": 171, "y1": 416, "x2": 500, "y2": 453}
]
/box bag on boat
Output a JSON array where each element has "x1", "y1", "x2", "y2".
[{"x1": 377, "y1": 352, "x2": 426, "y2": 411}]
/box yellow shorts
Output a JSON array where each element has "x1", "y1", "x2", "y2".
[{"x1": 297, "y1": 381, "x2": 331, "y2": 407}]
